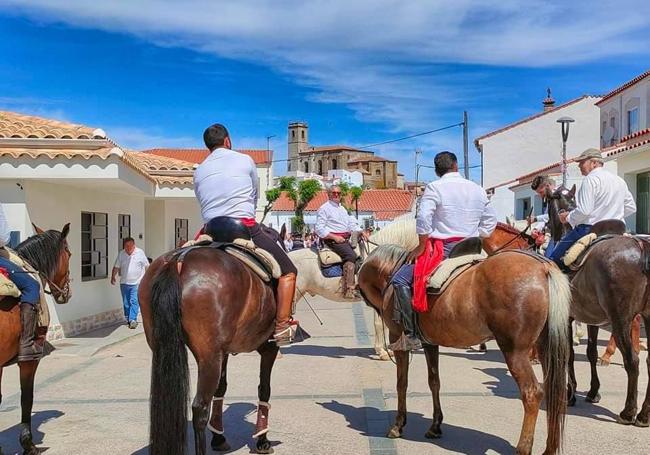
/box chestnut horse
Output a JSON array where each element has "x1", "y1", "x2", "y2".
[
  {"x1": 545, "y1": 185, "x2": 650, "y2": 427},
  {"x1": 358, "y1": 227, "x2": 571, "y2": 454},
  {"x1": 0, "y1": 224, "x2": 71, "y2": 455},
  {"x1": 139, "y1": 247, "x2": 281, "y2": 455}
]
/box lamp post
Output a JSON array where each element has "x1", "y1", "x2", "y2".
[
  {"x1": 266, "y1": 135, "x2": 276, "y2": 187},
  {"x1": 556, "y1": 116, "x2": 574, "y2": 186}
]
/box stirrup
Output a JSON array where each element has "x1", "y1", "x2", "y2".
[
  {"x1": 388, "y1": 333, "x2": 422, "y2": 351},
  {"x1": 272, "y1": 325, "x2": 294, "y2": 346}
]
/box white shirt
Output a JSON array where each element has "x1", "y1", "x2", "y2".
[
  {"x1": 113, "y1": 247, "x2": 149, "y2": 285},
  {"x1": 0, "y1": 204, "x2": 10, "y2": 247},
  {"x1": 417, "y1": 172, "x2": 497, "y2": 239},
  {"x1": 194, "y1": 148, "x2": 259, "y2": 223},
  {"x1": 315, "y1": 200, "x2": 361, "y2": 238},
  {"x1": 567, "y1": 167, "x2": 636, "y2": 227}
]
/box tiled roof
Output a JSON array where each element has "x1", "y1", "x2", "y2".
[
  {"x1": 474, "y1": 96, "x2": 598, "y2": 145},
  {"x1": 0, "y1": 146, "x2": 120, "y2": 161},
  {"x1": 125, "y1": 152, "x2": 196, "y2": 172},
  {"x1": 300, "y1": 145, "x2": 371, "y2": 154},
  {"x1": 143, "y1": 148, "x2": 273, "y2": 165},
  {"x1": 0, "y1": 110, "x2": 106, "y2": 139},
  {"x1": 348, "y1": 155, "x2": 396, "y2": 163},
  {"x1": 488, "y1": 158, "x2": 576, "y2": 191},
  {"x1": 603, "y1": 128, "x2": 650, "y2": 159},
  {"x1": 596, "y1": 70, "x2": 650, "y2": 106},
  {"x1": 272, "y1": 189, "x2": 414, "y2": 220}
]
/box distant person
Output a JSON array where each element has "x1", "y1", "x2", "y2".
[
  {"x1": 111, "y1": 237, "x2": 149, "y2": 329},
  {"x1": 283, "y1": 232, "x2": 293, "y2": 252},
  {"x1": 291, "y1": 233, "x2": 305, "y2": 251}
]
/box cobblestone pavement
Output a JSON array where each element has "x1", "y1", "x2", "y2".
[{"x1": 0, "y1": 297, "x2": 648, "y2": 454}]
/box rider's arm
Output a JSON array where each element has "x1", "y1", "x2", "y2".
[
  {"x1": 249, "y1": 157, "x2": 260, "y2": 212},
  {"x1": 624, "y1": 188, "x2": 637, "y2": 218},
  {"x1": 415, "y1": 183, "x2": 439, "y2": 236},
  {"x1": 478, "y1": 197, "x2": 498, "y2": 238},
  {"x1": 0, "y1": 204, "x2": 10, "y2": 247},
  {"x1": 315, "y1": 206, "x2": 330, "y2": 239},
  {"x1": 567, "y1": 177, "x2": 596, "y2": 227}
]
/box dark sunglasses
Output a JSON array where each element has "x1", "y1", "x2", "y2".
[{"x1": 331, "y1": 191, "x2": 341, "y2": 195}]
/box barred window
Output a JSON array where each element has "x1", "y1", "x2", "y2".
[{"x1": 81, "y1": 212, "x2": 108, "y2": 280}]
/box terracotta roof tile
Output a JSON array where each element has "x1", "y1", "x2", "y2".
[
  {"x1": 272, "y1": 189, "x2": 414, "y2": 221},
  {"x1": 474, "y1": 96, "x2": 598, "y2": 145},
  {"x1": 143, "y1": 148, "x2": 273, "y2": 165},
  {"x1": 0, "y1": 110, "x2": 106, "y2": 139},
  {"x1": 348, "y1": 155, "x2": 396, "y2": 163},
  {"x1": 124, "y1": 152, "x2": 196, "y2": 172},
  {"x1": 0, "y1": 146, "x2": 120, "y2": 161},
  {"x1": 596, "y1": 70, "x2": 650, "y2": 106},
  {"x1": 300, "y1": 145, "x2": 370, "y2": 154}
]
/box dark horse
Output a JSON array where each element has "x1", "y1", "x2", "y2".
[
  {"x1": 139, "y1": 246, "x2": 281, "y2": 455},
  {"x1": 545, "y1": 185, "x2": 650, "y2": 427},
  {"x1": 358, "y1": 225, "x2": 572, "y2": 454},
  {"x1": 0, "y1": 223, "x2": 71, "y2": 455}
]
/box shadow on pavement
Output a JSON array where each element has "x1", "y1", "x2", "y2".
[
  {"x1": 319, "y1": 400, "x2": 515, "y2": 455},
  {"x1": 0, "y1": 410, "x2": 63, "y2": 454},
  {"x1": 282, "y1": 344, "x2": 382, "y2": 359}
]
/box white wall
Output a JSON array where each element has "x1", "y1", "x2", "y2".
[
  {"x1": 615, "y1": 147, "x2": 650, "y2": 232},
  {"x1": 480, "y1": 97, "x2": 601, "y2": 189},
  {"x1": 598, "y1": 78, "x2": 650, "y2": 145}
]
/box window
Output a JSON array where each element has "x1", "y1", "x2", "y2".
[
  {"x1": 303, "y1": 161, "x2": 309, "y2": 173},
  {"x1": 317, "y1": 160, "x2": 323, "y2": 175},
  {"x1": 332, "y1": 159, "x2": 337, "y2": 170},
  {"x1": 118, "y1": 214, "x2": 131, "y2": 249},
  {"x1": 363, "y1": 218, "x2": 375, "y2": 230},
  {"x1": 375, "y1": 169, "x2": 381, "y2": 176},
  {"x1": 627, "y1": 108, "x2": 639, "y2": 135},
  {"x1": 81, "y1": 212, "x2": 108, "y2": 281},
  {"x1": 637, "y1": 172, "x2": 650, "y2": 234},
  {"x1": 8, "y1": 231, "x2": 20, "y2": 248},
  {"x1": 292, "y1": 130, "x2": 295, "y2": 139},
  {"x1": 175, "y1": 218, "x2": 189, "y2": 248},
  {"x1": 516, "y1": 197, "x2": 531, "y2": 220},
  {"x1": 301, "y1": 130, "x2": 305, "y2": 140}
]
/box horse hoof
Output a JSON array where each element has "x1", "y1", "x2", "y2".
[
  {"x1": 634, "y1": 417, "x2": 649, "y2": 428},
  {"x1": 211, "y1": 433, "x2": 231, "y2": 452},
  {"x1": 567, "y1": 396, "x2": 576, "y2": 407},
  {"x1": 378, "y1": 351, "x2": 390, "y2": 361},
  {"x1": 425, "y1": 428, "x2": 442, "y2": 439},
  {"x1": 386, "y1": 426, "x2": 402, "y2": 439},
  {"x1": 585, "y1": 393, "x2": 601, "y2": 404},
  {"x1": 616, "y1": 414, "x2": 636, "y2": 425},
  {"x1": 256, "y1": 438, "x2": 274, "y2": 454}
]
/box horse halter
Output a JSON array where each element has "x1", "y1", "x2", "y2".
[{"x1": 42, "y1": 245, "x2": 72, "y2": 303}]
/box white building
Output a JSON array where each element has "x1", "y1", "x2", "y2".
[
  {"x1": 475, "y1": 92, "x2": 602, "y2": 220},
  {"x1": 0, "y1": 111, "x2": 272, "y2": 339}
]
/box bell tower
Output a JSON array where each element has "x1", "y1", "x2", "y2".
[{"x1": 288, "y1": 121, "x2": 308, "y2": 172}]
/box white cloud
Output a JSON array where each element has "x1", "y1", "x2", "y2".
[
  {"x1": 106, "y1": 126, "x2": 198, "y2": 151},
  {"x1": 2, "y1": 0, "x2": 649, "y2": 171}
]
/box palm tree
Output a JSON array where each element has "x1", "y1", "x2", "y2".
[{"x1": 349, "y1": 186, "x2": 364, "y2": 219}]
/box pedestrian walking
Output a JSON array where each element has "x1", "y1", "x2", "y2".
[{"x1": 111, "y1": 237, "x2": 148, "y2": 329}]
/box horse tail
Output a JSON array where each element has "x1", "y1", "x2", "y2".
[
  {"x1": 540, "y1": 264, "x2": 571, "y2": 453},
  {"x1": 149, "y1": 261, "x2": 188, "y2": 455}
]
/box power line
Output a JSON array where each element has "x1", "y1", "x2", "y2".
[{"x1": 357, "y1": 122, "x2": 464, "y2": 149}]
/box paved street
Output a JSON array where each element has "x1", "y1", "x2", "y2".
[{"x1": 1, "y1": 297, "x2": 648, "y2": 455}]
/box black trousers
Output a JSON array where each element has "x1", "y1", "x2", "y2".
[
  {"x1": 324, "y1": 239, "x2": 357, "y2": 263},
  {"x1": 249, "y1": 223, "x2": 297, "y2": 276}
]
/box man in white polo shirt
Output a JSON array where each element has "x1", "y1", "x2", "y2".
[{"x1": 111, "y1": 237, "x2": 149, "y2": 329}]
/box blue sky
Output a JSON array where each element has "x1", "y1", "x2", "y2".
[{"x1": 1, "y1": 1, "x2": 649, "y2": 182}]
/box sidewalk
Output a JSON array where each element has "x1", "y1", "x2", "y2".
[{"x1": 50, "y1": 320, "x2": 144, "y2": 357}]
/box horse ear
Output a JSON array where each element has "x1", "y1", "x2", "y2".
[
  {"x1": 32, "y1": 223, "x2": 45, "y2": 235},
  {"x1": 544, "y1": 186, "x2": 554, "y2": 199},
  {"x1": 280, "y1": 223, "x2": 287, "y2": 239},
  {"x1": 61, "y1": 223, "x2": 70, "y2": 240},
  {"x1": 568, "y1": 184, "x2": 576, "y2": 198}
]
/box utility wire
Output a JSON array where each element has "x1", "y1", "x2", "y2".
[{"x1": 357, "y1": 122, "x2": 464, "y2": 149}]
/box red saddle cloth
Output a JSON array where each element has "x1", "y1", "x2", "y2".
[{"x1": 412, "y1": 237, "x2": 463, "y2": 313}]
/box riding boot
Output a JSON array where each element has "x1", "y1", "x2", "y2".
[
  {"x1": 387, "y1": 286, "x2": 422, "y2": 351},
  {"x1": 274, "y1": 273, "x2": 297, "y2": 346},
  {"x1": 343, "y1": 262, "x2": 359, "y2": 300},
  {"x1": 18, "y1": 303, "x2": 42, "y2": 362}
]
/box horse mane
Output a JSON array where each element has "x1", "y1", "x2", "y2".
[
  {"x1": 369, "y1": 218, "x2": 419, "y2": 250},
  {"x1": 363, "y1": 243, "x2": 409, "y2": 280},
  {"x1": 496, "y1": 222, "x2": 522, "y2": 235},
  {"x1": 15, "y1": 230, "x2": 66, "y2": 278}
]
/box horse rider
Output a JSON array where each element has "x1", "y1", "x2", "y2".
[
  {"x1": 193, "y1": 123, "x2": 299, "y2": 346},
  {"x1": 0, "y1": 203, "x2": 42, "y2": 361},
  {"x1": 389, "y1": 151, "x2": 497, "y2": 351},
  {"x1": 528, "y1": 175, "x2": 557, "y2": 257},
  {"x1": 549, "y1": 148, "x2": 636, "y2": 267},
  {"x1": 315, "y1": 185, "x2": 366, "y2": 299}
]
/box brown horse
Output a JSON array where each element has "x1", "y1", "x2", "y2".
[
  {"x1": 546, "y1": 185, "x2": 650, "y2": 426},
  {"x1": 483, "y1": 222, "x2": 536, "y2": 253},
  {"x1": 358, "y1": 230, "x2": 572, "y2": 454},
  {"x1": 139, "y1": 246, "x2": 282, "y2": 455},
  {"x1": 0, "y1": 223, "x2": 71, "y2": 455}
]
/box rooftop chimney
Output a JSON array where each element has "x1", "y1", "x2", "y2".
[{"x1": 543, "y1": 88, "x2": 555, "y2": 112}]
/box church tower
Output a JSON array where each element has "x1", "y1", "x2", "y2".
[{"x1": 288, "y1": 121, "x2": 308, "y2": 172}]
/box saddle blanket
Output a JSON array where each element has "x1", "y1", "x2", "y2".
[
  {"x1": 563, "y1": 233, "x2": 597, "y2": 267},
  {"x1": 426, "y1": 253, "x2": 486, "y2": 293}
]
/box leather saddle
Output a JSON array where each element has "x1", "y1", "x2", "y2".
[{"x1": 563, "y1": 219, "x2": 627, "y2": 269}]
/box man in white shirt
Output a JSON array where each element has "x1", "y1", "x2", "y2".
[
  {"x1": 389, "y1": 151, "x2": 497, "y2": 351},
  {"x1": 111, "y1": 237, "x2": 149, "y2": 329},
  {"x1": 315, "y1": 185, "x2": 365, "y2": 299},
  {"x1": 550, "y1": 149, "x2": 636, "y2": 266},
  {"x1": 0, "y1": 204, "x2": 43, "y2": 360},
  {"x1": 528, "y1": 175, "x2": 557, "y2": 257},
  {"x1": 194, "y1": 123, "x2": 299, "y2": 346}
]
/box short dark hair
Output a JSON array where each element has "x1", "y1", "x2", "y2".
[
  {"x1": 434, "y1": 151, "x2": 457, "y2": 176},
  {"x1": 203, "y1": 124, "x2": 230, "y2": 151},
  {"x1": 531, "y1": 175, "x2": 554, "y2": 191},
  {"x1": 123, "y1": 237, "x2": 135, "y2": 247}
]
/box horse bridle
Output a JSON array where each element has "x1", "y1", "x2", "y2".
[
  {"x1": 41, "y1": 245, "x2": 72, "y2": 303},
  {"x1": 491, "y1": 207, "x2": 536, "y2": 254}
]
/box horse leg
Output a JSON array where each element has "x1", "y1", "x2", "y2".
[
  {"x1": 585, "y1": 325, "x2": 601, "y2": 403},
  {"x1": 209, "y1": 355, "x2": 230, "y2": 452},
  {"x1": 373, "y1": 312, "x2": 389, "y2": 361},
  {"x1": 566, "y1": 321, "x2": 577, "y2": 407},
  {"x1": 599, "y1": 334, "x2": 617, "y2": 366},
  {"x1": 634, "y1": 314, "x2": 650, "y2": 427},
  {"x1": 502, "y1": 349, "x2": 543, "y2": 455},
  {"x1": 387, "y1": 347, "x2": 409, "y2": 439},
  {"x1": 18, "y1": 360, "x2": 39, "y2": 455},
  {"x1": 632, "y1": 314, "x2": 641, "y2": 355},
  {"x1": 0, "y1": 366, "x2": 3, "y2": 407},
  {"x1": 255, "y1": 341, "x2": 280, "y2": 454},
  {"x1": 423, "y1": 344, "x2": 443, "y2": 439},
  {"x1": 192, "y1": 352, "x2": 224, "y2": 455},
  {"x1": 611, "y1": 319, "x2": 639, "y2": 425}
]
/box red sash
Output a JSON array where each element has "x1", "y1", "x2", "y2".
[{"x1": 412, "y1": 237, "x2": 464, "y2": 313}]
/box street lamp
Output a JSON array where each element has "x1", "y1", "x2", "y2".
[{"x1": 557, "y1": 116, "x2": 575, "y2": 186}]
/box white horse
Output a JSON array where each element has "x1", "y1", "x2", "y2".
[{"x1": 288, "y1": 218, "x2": 419, "y2": 361}]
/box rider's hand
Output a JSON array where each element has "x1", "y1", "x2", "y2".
[
  {"x1": 527, "y1": 215, "x2": 536, "y2": 225},
  {"x1": 407, "y1": 244, "x2": 426, "y2": 263},
  {"x1": 334, "y1": 235, "x2": 346, "y2": 244},
  {"x1": 110, "y1": 277, "x2": 116, "y2": 285},
  {"x1": 559, "y1": 211, "x2": 569, "y2": 225}
]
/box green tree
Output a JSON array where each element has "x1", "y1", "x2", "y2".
[
  {"x1": 349, "y1": 186, "x2": 364, "y2": 219},
  {"x1": 261, "y1": 187, "x2": 282, "y2": 223}
]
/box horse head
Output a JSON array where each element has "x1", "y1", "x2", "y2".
[{"x1": 545, "y1": 185, "x2": 576, "y2": 242}]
